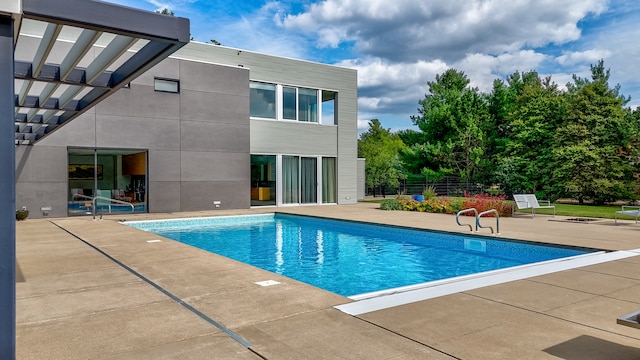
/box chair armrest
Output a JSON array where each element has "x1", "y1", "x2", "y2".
[
  {"x1": 621, "y1": 206, "x2": 640, "y2": 212},
  {"x1": 539, "y1": 200, "x2": 551, "y2": 206}
]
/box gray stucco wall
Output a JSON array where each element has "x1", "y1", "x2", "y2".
[{"x1": 16, "y1": 57, "x2": 250, "y2": 217}]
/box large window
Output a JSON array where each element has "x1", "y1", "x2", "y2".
[
  {"x1": 282, "y1": 86, "x2": 297, "y2": 120},
  {"x1": 250, "y1": 82, "x2": 276, "y2": 119},
  {"x1": 322, "y1": 91, "x2": 337, "y2": 125},
  {"x1": 68, "y1": 148, "x2": 147, "y2": 216},
  {"x1": 249, "y1": 82, "x2": 332, "y2": 124},
  {"x1": 298, "y1": 88, "x2": 318, "y2": 123}
]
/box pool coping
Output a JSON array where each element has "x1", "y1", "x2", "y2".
[{"x1": 337, "y1": 249, "x2": 640, "y2": 315}]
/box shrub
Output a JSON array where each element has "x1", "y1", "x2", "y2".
[
  {"x1": 378, "y1": 193, "x2": 512, "y2": 217},
  {"x1": 397, "y1": 197, "x2": 420, "y2": 211},
  {"x1": 461, "y1": 191, "x2": 511, "y2": 217},
  {"x1": 423, "y1": 197, "x2": 450, "y2": 213},
  {"x1": 422, "y1": 186, "x2": 438, "y2": 200},
  {"x1": 448, "y1": 197, "x2": 464, "y2": 214},
  {"x1": 16, "y1": 209, "x2": 29, "y2": 221},
  {"x1": 380, "y1": 199, "x2": 402, "y2": 211}
]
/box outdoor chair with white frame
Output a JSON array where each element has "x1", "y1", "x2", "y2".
[
  {"x1": 615, "y1": 206, "x2": 640, "y2": 224},
  {"x1": 513, "y1": 194, "x2": 556, "y2": 217}
]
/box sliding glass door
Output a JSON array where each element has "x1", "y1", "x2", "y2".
[
  {"x1": 254, "y1": 154, "x2": 336, "y2": 206},
  {"x1": 250, "y1": 155, "x2": 277, "y2": 206},
  {"x1": 68, "y1": 148, "x2": 147, "y2": 216},
  {"x1": 281, "y1": 156, "x2": 316, "y2": 205}
]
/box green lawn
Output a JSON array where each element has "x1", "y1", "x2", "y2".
[
  {"x1": 362, "y1": 198, "x2": 633, "y2": 219},
  {"x1": 515, "y1": 203, "x2": 628, "y2": 219}
]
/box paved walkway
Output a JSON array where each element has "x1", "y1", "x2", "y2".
[{"x1": 16, "y1": 203, "x2": 640, "y2": 359}]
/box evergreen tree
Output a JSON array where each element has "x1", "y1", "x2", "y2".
[
  {"x1": 553, "y1": 60, "x2": 634, "y2": 204},
  {"x1": 358, "y1": 119, "x2": 406, "y2": 195},
  {"x1": 410, "y1": 69, "x2": 490, "y2": 182},
  {"x1": 494, "y1": 73, "x2": 566, "y2": 197}
]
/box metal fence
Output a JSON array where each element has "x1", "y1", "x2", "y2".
[{"x1": 368, "y1": 177, "x2": 490, "y2": 197}]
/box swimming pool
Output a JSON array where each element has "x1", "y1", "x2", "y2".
[{"x1": 126, "y1": 214, "x2": 594, "y2": 296}]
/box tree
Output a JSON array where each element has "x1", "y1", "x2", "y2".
[
  {"x1": 493, "y1": 73, "x2": 566, "y2": 197},
  {"x1": 553, "y1": 60, "x2": 635, "y2": 204},
  {"x1": 395, "y1": 129, "x2": 425, "y2": 147},
  {"x1": 358, "y1": 119, "x2": 406, "y2": 196},
  {"x1": 156, "y1": 8, "x2": 174, "y2": 16},
  {"x1": 410, "y1": 69, "x2": 490, "y2": 182},
  {"x1": 483, "y1": 71, "x2": 542, "y2": 184},
  {"x1": 156, "y1": 7, "x2": 220, "y2": 44}
]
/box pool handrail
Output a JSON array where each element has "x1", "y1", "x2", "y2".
[
  {"x1": 456, "y1": 208, "x2": 478, "y2": 232},
  {"x1": 72, "y1": 193, "x2": 93, "y2": 202},
  {"x1": 92, "y1": 196, "x2": 134, "y2": 220},
  {"x1": 478, "y1": 209, "x2": 500, "y2": 235}
]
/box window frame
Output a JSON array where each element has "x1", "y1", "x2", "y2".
[
  {"x1": 249, "y1": 81, "x2": 337, "y2": 126},
  {"x1": 250, "y1": 81, "x2": 277, "y2": 120},
  {"x1": 154, "y1": 77, "x2": 180, "y2": 93}
]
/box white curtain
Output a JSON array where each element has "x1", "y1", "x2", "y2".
[
  {"x1": 282, "y1": 156, "x2": 299, "y2": 204},
  {"x1": 301, "y1": 157, "x2": 317, "y2": 203},
  {"x1": 322, "y1": 157, "x2": 336, "y2": 203}
]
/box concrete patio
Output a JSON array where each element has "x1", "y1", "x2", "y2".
[{"x1": 16, "y1": 202, "x2": 640, "y2": 359}]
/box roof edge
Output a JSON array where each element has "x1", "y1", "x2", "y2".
[{"x1": 22, "y1": 0, "x2": 190, "y2": 43}]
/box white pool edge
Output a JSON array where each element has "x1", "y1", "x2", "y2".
[{"x1": 335, "y1": 248, "x2": 640, "y2": 315}]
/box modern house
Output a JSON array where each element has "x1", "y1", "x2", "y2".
[
  {"x1": 3, "y1": 1, "x2": 356, "y2": 355},
  {"x1": 12, "y1": 7, "x2": 358, "y2": 219}
]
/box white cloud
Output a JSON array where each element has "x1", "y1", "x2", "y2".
[
  {"x1": 340, "y1": 50, "x2": 549, "y2": 127},
  {"x1": 283, "y1": 0, "x2": 607, "y2": 63},
  {"x1": 454, "y1": 50, "x2": 549, "y2": 92},
  {"x1": 573, "y1": 8, "x2": 640, "y2": 103},
  {"x1": 338, "y1": 58, "x2": 448, "y2": 119},
  {"x1": 556, "y1": 49, "x2": 612, "y2": 66},
  {"x1": 107, "y1": 0, "x2": 640, "y2": 131},
  {"x1": 357, "y1": 119, "x2": 371, "y2": 131}
]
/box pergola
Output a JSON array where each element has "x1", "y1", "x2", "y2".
[{"x1": 0, "y1": 0, "x2": 189, "y2": 357}]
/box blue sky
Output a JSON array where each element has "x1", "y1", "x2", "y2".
[{"x1": 105, "y1": 0, "x2": 640, "y2": 133}]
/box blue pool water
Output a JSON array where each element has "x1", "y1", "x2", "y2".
[{"x1": 126, "y1": 214, "x2": 593, "y2": 296}]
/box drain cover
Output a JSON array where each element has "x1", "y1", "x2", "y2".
[{"x1": 566, "y1": 217, "x2": 598, "y2": 223}]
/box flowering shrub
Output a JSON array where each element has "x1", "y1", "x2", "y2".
[
  {"x1": 461, "y1": 191, "x2": 511, "y2": 217},
  {"x1": 379, "y1": 193, "x2": 512, "y2": 217}
]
